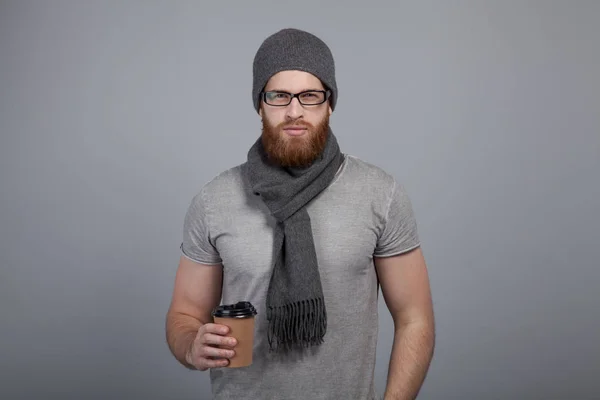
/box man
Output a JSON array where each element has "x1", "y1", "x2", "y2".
[{"x1": 166, "y1": 28, "x2": 435, "y2": 400}]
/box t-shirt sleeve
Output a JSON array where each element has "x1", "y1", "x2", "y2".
[
  {"x1": 180, "y1": 191, "x2": 223, "y2": 265},
  {"x1": 374, "y1": 181, "x2": 421, "y2": 257}
]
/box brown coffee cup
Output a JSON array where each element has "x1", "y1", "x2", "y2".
[{"x1": 212, "y1": 301, "x2": 257, "y2": 368}]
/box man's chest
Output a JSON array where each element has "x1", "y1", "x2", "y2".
[{"x1": 211, "y1": 201, "x2": 381, "y2": 288}]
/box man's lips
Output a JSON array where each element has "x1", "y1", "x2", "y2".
[{"x1": 283, "y1": 126, "x2": 308, "y2": 136}]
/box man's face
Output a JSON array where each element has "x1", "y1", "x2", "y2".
[{"x1": 259, "y1": 70, "x2": 333, "y2": 168}]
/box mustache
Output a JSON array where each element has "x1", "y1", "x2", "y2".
[{"x1": 278, "y1": 120, "x2": 314, "y2": 129}]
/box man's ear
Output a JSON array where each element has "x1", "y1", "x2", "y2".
[
  {"x1": 328, "y1": 105, "x2": 332, "y2": 116},
  {"x1": 259, "y1": 108, "x2": 263, "y2": 118}
]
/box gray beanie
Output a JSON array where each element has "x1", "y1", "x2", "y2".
[{"x1": 252, "y1": 28, "x2": 337, "y2": 113}]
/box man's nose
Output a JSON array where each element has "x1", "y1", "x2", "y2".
[{"x1": 285, "y1": 97, "x2": 304, "y2": 120}]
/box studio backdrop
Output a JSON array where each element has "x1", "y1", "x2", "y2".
[{"x1": 1, "y1": 1, "x2": 599, "y2": 399}]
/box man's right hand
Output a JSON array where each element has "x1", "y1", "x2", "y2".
[{"x1": 186, "y1": 323, "x2": 238, "y2": 371}]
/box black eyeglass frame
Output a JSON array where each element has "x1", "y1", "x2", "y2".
[{"x1": 261, "y1": 89, "x2": 332, "y2": 106}]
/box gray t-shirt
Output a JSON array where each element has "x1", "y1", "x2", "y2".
[{"x1": 181, "y1": 154, "x2": 420, "y2": 400}]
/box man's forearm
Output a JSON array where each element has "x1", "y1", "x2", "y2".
[
  {"x1": 384, "y1": 320, "x2": 435, "y2": 400},
  {"x1": 166, "y1": 312, "x2": 202, "y2": 370}
]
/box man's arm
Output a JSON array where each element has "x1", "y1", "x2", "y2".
[
  {"x1": 165, "y1": 255, "x2": 224, "y2": 369},
  {"x1": 375, "y1": 247, "x2": 435, "y2": 400}
]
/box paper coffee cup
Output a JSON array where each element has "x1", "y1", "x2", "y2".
[{"x1": 212, "y1": 301, "x2": 257, "y2": 368}]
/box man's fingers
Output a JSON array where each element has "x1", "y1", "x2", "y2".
[
  {"x1": 201, "y1": 345, "x2": 235, "y2": 360},
  {"x1": 203, "y1": 323, "x2": 230, "y2": 335},
  {"x1": 203, "y1": 333, "x2": 237, "y2": 348},
  {"x1": 202, "y1": 358, "x2": 229, "y2": 369},
  {"x1": 188, "y1": 323, "x2": 235, "y2": 370}
]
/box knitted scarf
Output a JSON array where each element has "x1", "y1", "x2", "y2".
[{"x1": 242, "y1": 127, "x2": 344, "y2": 351}]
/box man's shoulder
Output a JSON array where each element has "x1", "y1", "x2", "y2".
[
  {"x1": 205, "y1": 163, "x2": 245, "y2": 190},
  {"x1": 190, "y1": 163, "x2": 247, "y2": 204},
  {"x1": 341, "y1": 154, "x2": 397, "y2": 188}
]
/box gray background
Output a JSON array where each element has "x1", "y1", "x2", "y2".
[{"x1": 1, "y1": 1, "x2": 598, "y2": 399}]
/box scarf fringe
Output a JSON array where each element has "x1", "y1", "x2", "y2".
[{"x1": 267, "y1": 297, "x2": 327, "y2": 352}]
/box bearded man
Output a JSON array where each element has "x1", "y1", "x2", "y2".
[{"x1": 166, "y1": 28, "x2": 435, "y2": 400}]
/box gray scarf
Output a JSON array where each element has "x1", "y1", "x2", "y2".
[{"x1": 242, "y1": 128, "x2": 344, "y2": 351}]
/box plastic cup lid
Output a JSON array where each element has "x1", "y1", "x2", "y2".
[{"x1": 212, "y1": 301, "x2": 257, "y2": 318}]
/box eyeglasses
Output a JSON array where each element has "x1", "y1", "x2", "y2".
[{"x1": 262, "y1": 90, "x2": 331, "y2": 106}]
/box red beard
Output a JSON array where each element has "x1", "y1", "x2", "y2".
[{"x1": 261, "y1": 114, "x2": 329, "y2": 168}]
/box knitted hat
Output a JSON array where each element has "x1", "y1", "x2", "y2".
[{"x1": 252, "y1": 28, "x2": 338, "y2": 113}]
